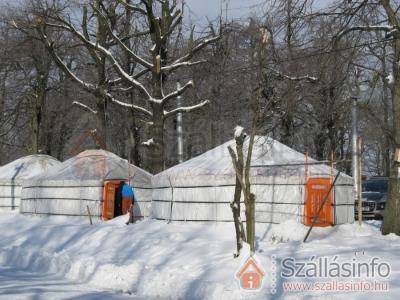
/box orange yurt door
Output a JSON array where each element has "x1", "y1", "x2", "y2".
[
  {"x1": 102, "y1": 181, "x2": 117, "y2": 221},
  {"x1": 304, "y1": 178, "x2": 333, "y2": 227}
]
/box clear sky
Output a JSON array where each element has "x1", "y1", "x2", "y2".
[
  {"x1": 184, "y1": 0, "x2": 332, "y2": 26},
  {"x1": 184, "y1": 0, "x2": 263, "y2": 25}
]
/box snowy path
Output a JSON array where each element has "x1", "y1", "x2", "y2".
[
  {"x1": 0, "y1": 211, "x2": 399, "y2": 299},
  {"x1": 0, "y1": 266, "x2": 136, "y2": 299}
]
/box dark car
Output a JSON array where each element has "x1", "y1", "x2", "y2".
[{"x1": 355, "y1": 177, "x2": 388, "y2": 220}]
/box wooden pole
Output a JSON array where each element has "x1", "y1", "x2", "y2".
[
  {"x1": 305, "y1": 150, "x2": 309, "y2": 182},
  {"x1": 357, "y1": 137, "x2": 363, "y2": 226},
  {"x1": 330, "y1": 151, "x2": 334, "y2": 183},
  {"x1": 87, "y1": 205, "x2": 93, "y2": 225}
]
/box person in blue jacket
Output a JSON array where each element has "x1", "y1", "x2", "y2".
[{"x1": 122, "y1": 182, "x2": 135, "y2": 224}]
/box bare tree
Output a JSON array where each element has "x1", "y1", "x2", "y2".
[
  {"x1": 31, "y1": 0, "x2": 218, "y2": 172},
  {"x1": 328, "y1": 0, "x2": 400, "y2": 235}
]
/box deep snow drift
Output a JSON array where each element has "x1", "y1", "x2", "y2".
[{"x1": 0, "y1": 212, "x2": 399, "y2": 299}]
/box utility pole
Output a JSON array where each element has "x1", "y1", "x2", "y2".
[
  {"x1": 352, "y1": 97, "x2": 360, "y2": 224},
  {"x1": 177, "y1": 82, "x2": 183, "y2": 163},
  {"x1": 352, "y1": 67, "x2": 362, "y2": 226}
]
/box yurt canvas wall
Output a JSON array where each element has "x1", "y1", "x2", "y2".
[
  {"x1": 20, "y1": 150, "x2": 152, "y2": 218},
  {"x1": 0, "y1": 155, "x2": 61, "y2": 210},
  {"x1": 152, "y1": 136, "x2": 354, "y2": 225}
]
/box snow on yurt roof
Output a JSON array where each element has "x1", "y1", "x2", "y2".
[
  {"x1": 153, "y1": 136, "x2": 352, "y2": 187},
  {"x1": 29, "y1": 149, "x2": 152, "y2": 187},
  {"x1": 0, "y1": 154, "x2": 61, "y2": 182}
]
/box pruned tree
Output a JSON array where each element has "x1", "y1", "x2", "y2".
[
  {"x1": 228, "y1": 27, "x2": 270, "y2": 256},
  {"x1": 228, "y1": 126, "x2": 246, "y2": 257}
]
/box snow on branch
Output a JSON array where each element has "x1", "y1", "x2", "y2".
[
  {"x1": 44, "y1": 21, "x2": 153, "y2": 101},
  {"x1": 273, "y1": 69, "x2": 317, "y2": 83},
  {"x1": 163, "y1": 100, "x2": 210, "y2": 119},
  {"x1": 386, "y1": 73, "x2": 394, "y2": 85},
  {"x1": 161, "y1": 80, "x2": 194, "y2": 104},
  {"x1": 73, "y1": 101, "x2": 98, "y2": 114},
  {"x1": 37, "y1": 29, "x2": 97, "y2": 93},
  {"x1": 167, "y1": 36, "x2": 220, "y2": 69},
  {"x1": 336, "y1": 25, "x2": 398, "y2": 41},
  {"x1": 116, "y1": 0, "x2": 147, "y2": 15},
  {"x1": 234, "y1": 126, "x2": 245, "y2": 138},
  {"x1": 142, "y1": 138, "x2": 155, "y2": 147},
  {"x1": 38, "y1": 25, "x2": 153, "y2": 115},
  {"x1": 161, "y1": 60, "x2": 207, "y2": 73},
  {"x1": 92, "y1": 5, "x2": 153, "y2": 70},
  {"x1": 103, "y1": 92, "x2": 153, "y2": 117}
]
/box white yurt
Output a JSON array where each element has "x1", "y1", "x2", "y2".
[
  {"x1": 152, "y1": 136, "x2": 354, "y2": 225},
  {"x1": 0, "y1": 155, "x2": 61, "y2": 210},
  {"x1": 20, "y1": 150, "x2": 153, "y2": 219}
]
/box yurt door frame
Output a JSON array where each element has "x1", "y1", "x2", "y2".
[
  {"x1": 304, "y1": 178, "x2": 333, "y2": 227},
  {"x1": 102, "y1": 180, "x2": 131, "y2": 221}
]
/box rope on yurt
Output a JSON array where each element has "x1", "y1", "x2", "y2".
[{"x1": 167, "y1": 176, "x2": 174, "y2": 224}]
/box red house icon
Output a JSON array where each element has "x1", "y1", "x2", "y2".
[{"x1": 236, "y1": 257, "x2": 265, "y2": 290}]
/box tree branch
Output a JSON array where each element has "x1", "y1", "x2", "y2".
[
  {"x1": 44, "y1": 21, "x2": 153, "y2": 101},
  {"x1": 92, "y1": 4, "x2": 154, "y2": 70},
  {"x1": 116, "y1": 0, "x2": 147, "y2": 15},
  {"x1": 37, "y1": 28, "x2": 97, "y2": 93},
  {"x1": 161, "y1": 60, "x2": 207, "y2": 73},
  {"x1": 168, "y1": 36, "x2": 220, "y2": 67},
  {"x1": 336, "y1": 25, "x2": 398, "y2": 41},
  {"x1": 273, "y1": 69, "x2": 318, "y2": 82},
  {"x1": 103, "y1": 91, "x2": 153, "y2": 117},
  {"x1": 161, "y1": 80, "x2": 193, "y2": 104},
  {"x1": 163, "y1": 99, "x2": 210, "y2": 119},
  {"x1": 73, "y1": 101, "x2": 98, "y2": 114}
]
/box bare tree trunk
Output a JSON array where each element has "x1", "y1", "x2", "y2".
[
  {"x1": 29, "y1": 66, "x2": 49, "y2": 154},
  {"x1": 382, "y1": 39, "x2": 400, "y2": 233},
  {"x1": 0, "y1": 70, "x2": 6, "y2": 163},
  {"x1": 280, "y1": 0, "x2": 295, "y2": 147},
  {"x1": 382, "y1": 46, "x2": 392, "y2": 177},
  {"x1": 380, "y1": 0, "x2": 400, "y2": 235},
  {"x1": 29, "y1": 95, "x2": 40, "y2": 154},
  {"x1": 124, "y1": 0, "x2": 141, "y2": 166},
  {"x1": 95, "y1": 99, "x2": 107, "y2": 146},
  {"x1": 150, "y1": 105, "x2": 165, "y2": 173}
]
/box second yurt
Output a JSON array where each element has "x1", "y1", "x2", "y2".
[
  {"x1": 152, "y1": 136, "x2": 354, "y2": 226},
  {"x1": 20, "y1": 150, "x2": 152, "y2": 219},
  {"x1": 0, "y1": 155, "x2": 61, "y2": 210}
]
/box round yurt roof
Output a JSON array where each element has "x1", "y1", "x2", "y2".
[
  {"x1": 153, "y1": 136, "x2": 352, "y2": 187},
  {"x1": 0, "y1": 154, "x2": 61, "y2": 182},
  {"x1": 28, "y1": 149, "x2": 152, "y2": 187}
]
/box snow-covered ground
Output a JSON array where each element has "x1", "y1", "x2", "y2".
[{"x1": 0, "y1": 211, "x2": 399, "y2": 299}]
